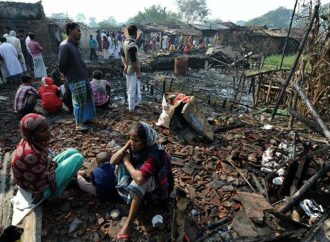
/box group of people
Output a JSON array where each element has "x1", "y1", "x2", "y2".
[
  {"x1": 0, "y1": 27, "x2": 47, "y2": 84},
  {"x1": 9, "y1": 22, "x2": 172, "y2": 240},
  {"x1": 89, "y1": 30, "x2": 125, "y2": 61}
]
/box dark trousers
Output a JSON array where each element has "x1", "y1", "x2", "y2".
[
  {"x1": 18, "y1": 94, "x2": 37, "y2": 116},
  {"x1": 90, "y1": 48, "x2": 97, "y2": 61}
]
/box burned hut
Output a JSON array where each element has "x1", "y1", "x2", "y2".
[
  {"x1": 0, "y1": 1, "x2": 62, "y2": 59},
  {"x1": 212, "y1": 22, "x2": 301, "y2": 56}
]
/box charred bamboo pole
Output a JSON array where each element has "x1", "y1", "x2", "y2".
[
  {"x1": 169, "y1": 78, "x2": 173, "y2": 92},
  {"x1": 292, "y1": 82, "x2": 330, "y2": 141},
  {"x1": 288, "y1": 108, "x2": 324, "y2": 136},
  {"x1": 280, "y1": 0, "x2": 299, "y2": 69},
  {"x1": 278, "y1": 162, "x2": 330, "y2": 214},
  {"x1": 162, "y1": 80, "x2": 166, "y2": 95},
  {"x1": 270, "y1": 3, "x2": 320, "y2": 121},
  {"x1": 288, "y1": 79, "x2": 302, "y2": 128}
]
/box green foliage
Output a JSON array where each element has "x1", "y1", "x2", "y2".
[
  {"x1": 176, "y1": 0, "x2": 209, "y2": 24},
  {"x1": 245, "y1": 7, "x2": 292, "y2": 28},
  {"x1": 262, "y1": 54, "x2": 296, "y2": 70},
  {"x1": 75, "y1": 13, "x2": 87, "y2": 24},
  {"x1": 128, "y1": 5, "x2": 181, "y2": 25},
  {"x1": 98, "y1": 17, "x2": 118, "y2": 29},
  {"x1": 88, "y1": 17, "x2": 97, "y2": 28}
]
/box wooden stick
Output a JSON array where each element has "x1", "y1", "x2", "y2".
[
  {"x1": 292, "y1": 82, "x2": 330, "y2": 141},
  {"x1": 278, "y1": 162, "x2": 330, "y2": 214},
  {"x1": 270, "y1": 3, "x2": 320, "y2": 121}
]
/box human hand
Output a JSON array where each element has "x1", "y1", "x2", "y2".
[{"x1": 123, "y1": 66, "x2": 128, "y2": 75}]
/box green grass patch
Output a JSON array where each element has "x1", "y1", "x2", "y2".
[{"x1": 262, "y1": 54, "x2": 296, "y2": 70}]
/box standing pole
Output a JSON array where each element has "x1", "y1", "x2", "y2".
[
  {"x1": 270, "y1": 3, "x2": 320, "y2": 121},
  {"x1": 280, "y1": 0, "x2": 299, "y2": 69}
]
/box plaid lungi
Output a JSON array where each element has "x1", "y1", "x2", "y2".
[{"x1": 68, "y1": 80, "x2": 95, "y2": 123}]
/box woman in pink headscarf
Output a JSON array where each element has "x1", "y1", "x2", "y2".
[{"x1": 11, "y1": 113, "x2": 83, "y2": 201}]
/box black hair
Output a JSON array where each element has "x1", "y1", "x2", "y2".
[
  {"x1": 127, "y1": 24, "x2": 137, "y2": 37},
  {"x1": 0, "y1": 37, "x2": 6, "y2": 42},
  {"x1": 17, "y1": 29, "x2": 25, "y2": 34},
  {"x1": 92, "y1": 70, "x2": 102, "y2": 80},
  {"x1": 29, "y1": 34, "x2": 35, "y2": 40},
  {"x1": 21, "y1": 74, "x2": 33, "y2": 83},
  {"x1": 131, "y1": 122, "x2": 147, "y2": 143},
  {"x1": 90, "y1": 35, "x2": 93, "y2": 38},
  {"x1": 65, "y1": 22, "x2": 79, "y2": 35}
]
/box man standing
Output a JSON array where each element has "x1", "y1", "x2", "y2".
[
  {"x1": 58, "y1": 22, "x2": 95, "y2": 131},
  {"x1": 0, "y1": 37, "x2": 23, "y2": 83},
  {"x1": 27, "y1": 33, "x2": 47, "y2": 79},
  {"x1": 88, "y1": 35, "x2": 97, "y2": 61},
  {"x1": 121, "y1": 25, "x2": 142, "y2": 113},
  {"x1": 96, "y1": 30, "x2": 101, "y2": 52},
  {"x1": 6, "y1": 31, "x2": 27, "y2": 72},
  {"x1": 17, "y1": 29, "x2": 33, "y2": 71}
]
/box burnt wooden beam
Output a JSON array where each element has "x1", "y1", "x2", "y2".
[{"x1": 278, "y1": 162, "x2": 330, "y2": 214}]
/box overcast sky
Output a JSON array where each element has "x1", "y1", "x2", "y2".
[{"x1": 12, "y1": 0, "x2": 330, "y2": 23}]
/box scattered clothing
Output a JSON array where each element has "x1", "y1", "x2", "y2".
[
  {"x1": 39, "y1": 77, "x2": 62, "y2": 113},
  {"x1": 90, "y1": 78, "x2": 111, "y2": 106},
  {"x1": 14, "y1": 83, "x2": 38, "y2": 115}
]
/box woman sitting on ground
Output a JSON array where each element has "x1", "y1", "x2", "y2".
[
  {"x1": 89, "y1": 70, "x2": 111, "y2": 108},
  {"x1": 38, "y1": 77, "x2": 62, "y2": 114},
  {"x1": 110, "y1": 122, "x2": 173, "y2": 240},
  {"x1": 11, "y1": 113, "x2": 83, "y2": 201}
]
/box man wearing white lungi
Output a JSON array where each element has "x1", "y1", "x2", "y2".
[{"x1": 121, "y1": 25, "x2": 142, "y2": 113}]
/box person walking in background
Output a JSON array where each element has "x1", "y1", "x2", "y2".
[
  {"x1": 17, "y1": 29, "x2": 33, "y2": 72},
  {"x1": 6, "y1": 30, "x2": 27, "y2": 72},
  {"x1": 121, "y1": 25, "x2": 142, "y2": 113},
  {"x1": 27, "y1": 32, "x2": 47, "y2": 79},
  {"x1": 0, "y1": 37, "x2": 23, "y2": 83},
  {"x1": 96, "y1": 30, "x2": 101, "y2": 52},
  {"x1": 58, "y1": 22, "x2": 95, "y2": 131},
  {"x1": 88, "y1": 35, "x2": 97, "y2": 61},
  {"x1": 102, "y1": 36, "x2": 110, "y2": 60}
]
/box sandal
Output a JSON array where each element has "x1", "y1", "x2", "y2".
[
  {"x1": 75, "y1": 124, "x2": 89, "y2": 131},
  {"x1": 116, "y1": 233, "x2": 130, "y2": 241}
]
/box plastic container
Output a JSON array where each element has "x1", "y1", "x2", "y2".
[{"x1": 174, "y1": 58, "x2": 187, "y2": 75}]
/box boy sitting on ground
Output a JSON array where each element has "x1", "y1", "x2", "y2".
[
  {"x1": 77, "y1": 151, "x2": 116, "y2": 201},
  {"x1": 14, "y1": 74, "x2": 38, "y2": 116},
  {"x1": 38, "y1": 77, "x2": 62, "y2": 114},
  {"x1": 89, "y1": 70, "x2": 111, "y2": 108}
]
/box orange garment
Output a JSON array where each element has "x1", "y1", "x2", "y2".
[{"x1": 38, "y1": 77, "x2": 62, "y2": 113}]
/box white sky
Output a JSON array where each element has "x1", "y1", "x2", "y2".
[{"x1": 10, "y1": 0, "x2": 330, "y2": 23}]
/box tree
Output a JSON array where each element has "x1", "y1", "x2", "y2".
[
  {"x1": 176, "y1": 0, "x2": 209, "y2": 24},
  {"x1": 98, "y1": 17, "x2": 118, "y2": 29},
  {"x1": 128, "y1": 5, "x2": 182, "y2": 25},
  {"x1": 50, "y1": 12, "x2": 68, "y2": 19},
  {"x1": 88, "y1": 17, "x2": 97, "y2": 28},
  {"x1": 75, "y1": 13, "x2": 87, "y2": 24}
]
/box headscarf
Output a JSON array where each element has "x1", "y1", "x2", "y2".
[
  {"x1": 9, "y1": 30, "x2": 16, "y2": 37},
  {"x1": 19, "y1": 113, "x2": 48, "y2": 150},
  {"x1": 41, "y1": 77, "x2": 54, "y2": 86},
  {"x1": 139, "y1": 121, "x2": 157, "y2": 147},
  {"x1": 11, "y1": 113, "x2": 53, "y2": 193}
]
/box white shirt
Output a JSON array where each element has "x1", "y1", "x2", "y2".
[
  {"x1": 0, "y1": 42, "x2": 23, "y2": 76},
  {"x1": 25, "y1": 36, "x2": 31, "y2": 53}
]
